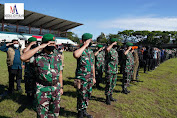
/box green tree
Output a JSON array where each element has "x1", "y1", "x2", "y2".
[
  {"x1": 67, "y1": 32, "x2": 80, "y2": 44},
  {"x1": 106, "y1": 33, "x2": 123, "y2": 46},
  {"x1": 118, "y1": 30, "x2": 134, "y2": 42},
  {"x1": 96, "y1": 32, "x2": 107, "y2": 43}
]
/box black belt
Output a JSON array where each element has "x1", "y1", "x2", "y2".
[{"x1": 37, "y1": 79, "x2": 59, "y2": 86}]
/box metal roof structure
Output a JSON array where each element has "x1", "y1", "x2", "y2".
[{"x1": 0, "y1": 4, "x2": 83, "y2": 32}]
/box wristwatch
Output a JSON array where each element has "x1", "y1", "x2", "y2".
[{"x1": 61, "y1": 87, "x2": 63, "y2": 89}]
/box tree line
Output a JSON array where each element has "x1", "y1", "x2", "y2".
[{"x1": 67, "y1": 30, "x2": 177, "y2": 46}]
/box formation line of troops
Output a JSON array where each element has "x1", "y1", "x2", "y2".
[{"x1": 0, "y1": 32, "x2": 176, "y2": 118}]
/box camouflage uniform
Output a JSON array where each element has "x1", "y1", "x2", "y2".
[
  {"x1": 105, "y1": 48, "x2": 118, "y2": 96},
  {"x1": 122, "y1": 52, "x2": 134, "y2": 89},
  {"x1": 75, "y1": 48, "x2": 94, "y2": 111},
  {"x1": 30, "y1": 49, "x2": 63, "y2": 118},
  {"x1": 95, "y1": 50, "x2": 105, "y2": 86}
]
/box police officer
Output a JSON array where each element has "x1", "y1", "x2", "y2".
[
  {"x1": 94, "y1": 44, "x2": 105, "y2": 89},
  {"x1": 105, "y1": 38, "x2": 119, "y2": 105},
  {"x1": 21, "y1": 34, "x2": 63, "y2": 118},
  {"x1": 73, "y1": 33, "x2": 96, "y2": 118}
]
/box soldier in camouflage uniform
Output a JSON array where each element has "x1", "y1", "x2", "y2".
[
  {"x1": 73, "y1": 33, "x2": 96, "y2": 118},
  {"x1": 122, "y1": 42, "x2": 134, "y2": 94},
  {"x1": 21, "y1": 34, "x2": 63, "y2": 118},
  {"x1": 23, "y1": 37, "x2": 38, "y2": 100},
  {"x1": 105, "y1": 38, "x2": 119, "y2": 105},
  {"x1": 94, "y1": 44, "x2": 105, "y2": 89}
]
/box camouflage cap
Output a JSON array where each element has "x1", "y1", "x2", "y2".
[
  {"x1": 82, "y1": 33, "x2": 93, "y2": 40},
  {"x1": 97, "y1": 44, "x2": 103, "y2": 48},
  {"x1": 126, "y1": 42, "x2": 133, "y2": 46},
  {"x1": 110, "y1": 38, "x2": 118, "y2": 43},
  {"x1": 28, "y1": 37, "x2": 37, "y2": 43},
  {"x1": 42, "y1": 34, "x2": 55, "y2": 43}
]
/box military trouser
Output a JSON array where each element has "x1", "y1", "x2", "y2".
[
  {"x1": 105, "y1": 74, "x2": 117, "y2": 96},
  {"x1": 122, "y1": 69, "x2": 133, "y2": 89},
  {"x1": 95, "y1": 68, "x2": 103, "y2": 87},
  {"x1": 77, "y1": 79, "x2": 93, "y2": 111},
  {"x1": 35, "y1": 82, "x2": 61, "y2": 118}
]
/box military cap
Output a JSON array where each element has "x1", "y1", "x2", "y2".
[
  {"x1": 42, "y1": 34, "x2": 55, "y2": 43},
  {"x1": 28, "y1": 37, "x2": 37, "y2": 43},
  {"x1": 110, "y1": 38, "x2": 118, "y2": 43},
  {"x1": 97, "y1": 44, "x2": 103, "y2": 48},
  {"x1": 126, "y1": 42, "x2": 133, "y2": 46},
  {"x1": 82, "y1": 33, "x2": 93, "y2": 40}
]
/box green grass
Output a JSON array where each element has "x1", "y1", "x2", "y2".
[{"x1": 0, "y1": 51, "x2": 177, "y2": 118}]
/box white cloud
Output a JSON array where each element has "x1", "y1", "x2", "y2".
[{"x1": 98, "y1": 17, "x2": 177, "y2": 31}]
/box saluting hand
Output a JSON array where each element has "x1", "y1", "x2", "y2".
[
  {"x1": 128, "y1": 46, "x2": 132, "y2": 50},
  {"x1": 84, "y1": 39, "x2": 92, "y2": 47},
  {"x1": 98, "y1": 48, "x2": 102, "y2": 51},
  {"x1": 29, "y1": 41, "x2": 37, "y2": 46},
  {"x1": 6, "y1": 43, "x2": 13, "y2": 46},
  {"x1": 39, "y1": 42, "x2": 50, "y2": 49},
  {"x1": 112, "y1": 41, "x2": 117, "y2": 45}
]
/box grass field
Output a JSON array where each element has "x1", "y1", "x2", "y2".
[{"x1": 0, "y1": 51, "x2": 177, "y2": 118}]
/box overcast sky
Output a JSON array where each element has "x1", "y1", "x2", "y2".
[{"x1": 1, "y1": 0, "x2": 177, "y2": 39}]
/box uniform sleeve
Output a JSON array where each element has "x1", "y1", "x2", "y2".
[
  {"x1": 59, "y1": 55, "x2": 63, "y2": 71},
  {"x1": 91, "y1": 51, "x2": 95, "y2": 64},
  {"x1": 0, "y1": 44, "x2": 8, "y2": 52},
  {"x1": 60, "y1": 62, "x2": 63, "y2": 71},
  {"x1": 29, "y1": 56, "x2": 36, "y2": 66}
]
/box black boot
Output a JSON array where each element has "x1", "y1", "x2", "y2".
[
  {"x1": 77, "y1": 110, "x2": 84, "y2": 118},
  {"x1": 121, "y1": 88, "x2": 130, "y2": 94},
  {"x1": 106, "y1": 95, "x2": 111, "y2": 105},
  {"x1": 110, "y1": 94, "x2": 117, "y2": 102},
  {"x1": 83, "y1": 109, "x2": 93, "y2": 118}
]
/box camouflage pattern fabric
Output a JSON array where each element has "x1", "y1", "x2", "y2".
[
  {"x1": 105, "y1": 74, "x2": 117, "y2": 95},
  {"x1": 95, "y1": 50, "x2": 105, "y2": 71},
  {"x1": 105, "y1": 48, "x2": 118, "y2": 74},
  {"x1": 30, "y1": 49, "x2": 63, "y2": 118},
  {"x1": 35, "y1": 83, "x2": 61, "y2": 118},
  {"x1": 30, "y1": 50, "x2": 63, "y2": 83},
  {"x1": 105, "y1": 48, "x2": 118, "y2": 95},
  {"x1": 95, "y1": 50, "x2": 105, "y2": 84},
  {"x1": 77, "y1": 78, "x2": 93, "y2": 111},
  {"x1": 123, "y1": 52, "x2": 134, "y2": 89},
  {"x1": 75, "y1": 48, "x2": 94, "y2": 111},
  {"x1": 75, "y1": 48, "x2": 94, "y2": 81}
]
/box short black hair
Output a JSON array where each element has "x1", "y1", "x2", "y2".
[{"x1": 12, "y1": 39, "x2": 18, "y2": 42}]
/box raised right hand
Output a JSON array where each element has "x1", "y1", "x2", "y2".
[
  {"x1": 112, "y1": 41, "x2": 117, "y2": 45},
  {"x1": 128, "y1": 46, "x2": 132, "y2": 50},
  {"x1": 84, "y1": 39, "x2": 92, "y2": 47},
  {"x1": 6, "y1": 43, "x2": 13, "y2": 46},
  {"x1": 29, "y1": 41, "x2": 37, "y2": 46},
  {"x1": 39, "y1": 42, "x2": 50, "y2": 49}
]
